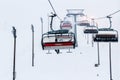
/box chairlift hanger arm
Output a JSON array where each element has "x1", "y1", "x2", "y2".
[
  {"x1": 107, "y1": 10, "x2": 120, "y2": 28},
  {"x1": 49, "y1": 13, "x2": 57, "y2": 31},
  {"x1": 48, "y1": 0, "x2": 62, "y2": 31}
]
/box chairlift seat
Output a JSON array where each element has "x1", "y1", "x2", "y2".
[
  {"x1": 60, "y1": 21, "x2": 72, "y2": 30},
  {"x1": 94, "y1": 34, "x2": 118, "y2": 42},
  {"x1": 98, "y1": 28, "x2": 114, "y2": 31},
  {"x1": 93, "y1": 28, "x2": 118, "y2": 42},
  {"x1": 84, "y1": 25, "x2": 98, "y2": 34},
  {"x1": 43, "y1": 41, "x2": 75, "y2": 50},
  {"x1": 79, "y1": 23, "x2": 90, "y2": 26},
  {"x1": 41, "y1": 32, "x2": 76, "y2": 50},
  {"x1": 84, "y1": 29, "x2": 98, "y2": 34},
  {"x1": 47, "y1": 30, "x2": 69, "y2": 34},
  {"x1": 77, "y1": 20, "x2": 90, "y2": 26}
]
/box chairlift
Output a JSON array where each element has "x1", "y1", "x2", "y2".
[
  {"x1": 66, "y1": 9, "x2": 84, "y2": 47},
  {"x1": 76, "y1": 20, "x2": 90, "y2": 26},
  {"x1": 60, "y1": 21, "x2": 72, "y2": 30},
  {"x1": 41, "y1": 31, "x2": 76, "y2": 50},
  {"x1": 41, "y1": 12, "x2": 76, "y2": 54},
  {"x1": 83, "y1": 19, "x2": 98, "y2": 46},
  {"x1": 76, "y1": 15, "x2": 91, "y2": 26},
  {"x1": 84, "y1": 25, "x2": 98, "y2": 34},
  {"x1": 93, "y1": 10, "x2": 120, "y2": 80},
  {"x1": 93, "y1": 28, "x2": 118, "y2": 68},
  {"x1": 84, "y1": 18, "x2": 98, "y2": 34},
  {"x1": 94, "y1": 28, "x2": 118, "y2": 42}
]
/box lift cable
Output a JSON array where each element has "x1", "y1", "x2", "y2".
[
  {"x1": 92, "y1": 10, "x2": 120, "y2": 29},
  {"x1": 48, "y1": 0, "x2": 62, "y2": 21},
  {"x1": 108, "y1": 10, "x2": 120, "y2": 17},
  {"x1": 93, "y1": 10, "x2": 120, "y2": 20}
]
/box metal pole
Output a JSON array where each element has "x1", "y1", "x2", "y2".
[
  {"x1": 31, "y1": 24, "x2": 34, "y2": 67},
  {"x1": 12, "y1": 27, "x2": 17, "y2": 80},
  {"x1": 87, "y1": 34, "x2": 89, "y2": 44},
  {"x1": 47, "y1": 14, "x2": 50, "y2": 32},
  {"x1": 109, "y1": 42, "x2": 113, "y2": 80},
  {"x1": 67, "y1": 48, "x2": 72, "y2": 53},
  {"x1": 95, "y1": 42, "x2": 100, "y2": 67},
  {"x1": 73, "y1": 15, "x2": 78, "y2": 47},
  {"x1": 40, "y1": 17, "x2": 43, "y2": 36},
  {"x1": 92, "y1": 34, "x2": 94, "y2": 47},
  {"x1": 97, "y1": 42, "x2": 100, "y2": 65}
]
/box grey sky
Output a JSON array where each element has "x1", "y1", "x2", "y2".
[{"x1": 0, "y1": 0, "x2": 120, "y2": 80}]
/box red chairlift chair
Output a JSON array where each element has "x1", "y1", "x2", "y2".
[
  {"x1": 76, "y1": 20, "x2": 90, "y2": 26},
  {"x1": 41, "y1": 31, "x2": 76, "y2": 51},
  {"x1": 60, "y1": 21, "x2": 72, "y2": 30},
  {"x1": 41, "y1": 13, "x2": 76, "y2": 54}
]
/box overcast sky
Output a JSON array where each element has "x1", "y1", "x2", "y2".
[{"x1": 0, "y1": 0, "x2": 120, "y2": 80}]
